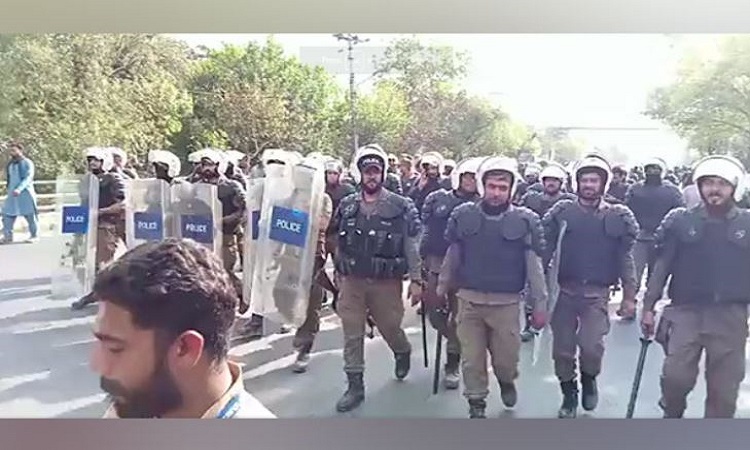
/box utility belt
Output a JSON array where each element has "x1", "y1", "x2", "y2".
[{"x1": 336, "y1": 255, "x2": 408, "y2": 279}]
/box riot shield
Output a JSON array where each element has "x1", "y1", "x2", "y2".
[
  {"x1": 240, "y1": 177, "x2": 265, "y2": 319},
  {"x1": 125, "y1": 179, "x2": 170, "y2": 248},
  {"x1": 169, "y1": 182, "x2": 222, "y2": 257},
  {"x1": 50, "y1": 174, "x2": 100, "y2": 300},
  {"x1": 249, "y1": 162, "x2": 325, "y2": 327}
]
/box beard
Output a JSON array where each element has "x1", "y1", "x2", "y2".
[
  {"x1": 101, "y1": 359, "x2": 183, "y2": 418},
  {"x1": 362, "y1": 180, "x2": 382, "y2": 194}
]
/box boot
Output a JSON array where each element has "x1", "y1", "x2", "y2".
[
  {"x1": 71, "y1": 293, "x2": 96, "y2": 311},
  {"x1": 291, "y1": 343, "x2": 313, "y2": 373},
  {"x1": 558, "y1": 380, "x2": 579, "y2": 419},
  {"x1": 443, "y1": 352, "x2": 461, "y2": 390},
  {"x1": 581, "y1": 373, "x2": 598, "y2": 411},
  {"x1": 336, "y1": 372, "x2": 365, "y2": 412},
  {"x1": 499, "y1": 381, "x2": 517, "y2": 408},
  {"x1": 394, "y1": 352, "x2": 411, "y2": 380},
  {"x1": 468, "y1": 399, "x2": 486, "y2": 418}
]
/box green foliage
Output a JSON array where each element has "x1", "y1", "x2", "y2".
[{"x1": 646, "y1": 35, "x2": 750, "y2": 165}]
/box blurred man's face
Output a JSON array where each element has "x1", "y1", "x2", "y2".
[
  {"x1": 399, "y1": 160, "x2": 412, "y2": 175},
  {"x1": 459, "y1": 173, "x2": 477, "y2": 194},
  {"x1": 199, "y1": 158, "x2": 219, "y2": 179},
  {"x1": 483, "y1": 173, "x2": 513, "y2": 206},
  {"x1": 88, "y1": 157, "x2": 103, "y2": 172},
  {"x1": 113, "y1": 155, "x2": 124, "y2": 168},
  {"x1": 543, "y1": 177, "x2": 562, "y2": 195},
  {"x1": 613, "y1": 172, "x2": 626, "y2": 184},
  {"x1": 361, "y1": 165, "x2": 383, "y2": 194},
  {"x1": 645, "y1": 165, "x2": 662, "y2": 179},
  {"x1": 577, "y1": 172, "x2": 604, "y2": 201},
  {"x1": 525, "y1": 173, "x2": 539, "y2": 184},
  {"x1": 699, "y1": 176, "x2": 734, "y2": 207},
  {"x1": 423, "y1": 164, "x2": 440, "y2": 178},
  {"x1": 153, "y1": 163, "x2": 170, "y2": 180},
  {"x1": 326, "y1": 170, "x2": 340, "y2": 186},
  {"x1": 8, "y1": 145, "x2": 22, "y2": 159},
  {"x1": 91, "y1": 302, "x2": 183, "y2": 418}
]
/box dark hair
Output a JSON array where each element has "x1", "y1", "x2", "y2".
[
  {"x1": 8, "y1": 141, "x2": 23, "y2": 152},
  {"x1": 93, "y1": 238, "x2": 238, "y2": 361}
]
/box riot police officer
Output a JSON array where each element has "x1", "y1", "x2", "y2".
[
  {"x1": 518, "y1": 162, "x2": 576, "y2": 342},
  {"x1": 437, "y1": 156, "x2": 548, "y2": 418},
  {"x1": 607, "y1": 165, "x2": 630, "y2": 203},
  {"x1": 542, "y1": 153, "x2": 639, "y2": 418},
  {"x1": 622, "y1": 157, "x2": 684, "y2": 319},
  {"x1": 331, "y1": 145, "x2": 423, "y2": 413},
  {"x1": 110, "y1": 147, "x2": 139, "y2": 179},
  {"x1": 439, "y1": 159, "x2": 457, "y2": 190},
  {"x1": 71, "y1": 147, "x2": 127, "y2": 310},
  {"x1": 641, "y1": 155, "x2": 750, "y2": 418},
  {"x1": 193, "y1": 149, "x2": 248, "y2": 313},
  {"x1": 148, "y1": 150, "x2": 182, "y2": 185},
  {"x1": 420, "y1": 157, "x2": 482, "y2": 391},
  {"x1": 408, "y1": 151, "x2": 444, "y2": 213}
]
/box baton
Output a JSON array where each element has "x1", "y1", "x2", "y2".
[
  {"x1": 421, "y1": 300, "x2": 429, "y2": 368},
  {"x1": 626, "y1": 337, "x2": 653, "y2": 419},
  {"x1": 432, "y1": 328, "x2": 443, "y2": 394}
]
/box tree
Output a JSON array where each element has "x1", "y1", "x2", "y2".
[
  {"x1": 178, "y1": 38, "x2": 343, "y2": 159},
  {"x1": 646, "y1": 35, "x2": 750, "y2": 165},
  {"x1": 0, "y1": 34, "x2": 193, "y2": 177}
]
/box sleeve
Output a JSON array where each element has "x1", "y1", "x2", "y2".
[
  {"x1": 541, "y1": 201, "x2": 565, "y2": 266},
  {"x1": 421, "y1": 191, "x2": 437, "y2": 224},
  {"x1": 437, "y1": 243, "x2": 461, "y2": 295},
  {"x1": 524, "y1": 211, "x2": 549, "y2": 311},
  {"x1": 232, "y1": 181, "x2": 246, "y2": 211},
  {"x1": 642, "y1": 208, "x2": 683, "y2": 311},
  {"x1": 616, "y1": 205, "x2": 640, "y2": 299},
  {"x1": 319, "y1": 193, "x2": 333, "y2": 232},
  {"x1": 444, "y1": 206, "x2": 462, "y2": 245},
  {"x1": 111, "y1": 173, "x2": 126, "y2": 202}
]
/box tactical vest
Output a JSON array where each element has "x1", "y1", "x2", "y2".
[
  {"x1": 668, "y1": 210, "x2": 750, "y2": 305},
  {"x1": 457, "y1": 207, "x2": 528, "y2": 294},
  {"x1": 326, "y1": 183, "x2": 355, "y2": 235},
  {"x1": 336, "y1": 196, "x2": 409, "y2": 279},
  {"x1": 558, "y1": 204, "x2": 623, "y2": 287},
  {"x1": 422, "y1": 190, "x2": 471, "y2": 257},
  {"x1": 628, "y1": 183, "x2": 680, "y2": 235},
  {"x1": 525, "y1": 192, "x2": 570, "y2": 217}
]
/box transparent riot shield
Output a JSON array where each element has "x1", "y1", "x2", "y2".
[
  {"x1": 169, "y1": 182, "x2": 222, "y2": 257},
  {"x1": 50, "y1": 174, "x2": 100, "y2": 300},
  {"x1": 125, "y1": 179, "x2": 170, "y2": 248},
  {"x1": 249, "y1": 162, "x2": 325, "y2": 327},
  {"x1": 239, "y1": 177, "x2": 264, "y2": 319}
]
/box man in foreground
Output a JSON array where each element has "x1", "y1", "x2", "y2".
[{"x1": 92, "y1": 238, "x2": 275, "y2": 418}]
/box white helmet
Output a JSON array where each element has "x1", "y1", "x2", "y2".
[
  {"x1": 643, "y1": 156, "x2": 668, "y2": 174},
  {"x1": 476, "y1": 156, "x2": 520, "y2": 198},
  {"x1": 223, "y1": 150, "x2": 246, "y2": 166},
  {"x1": 450, "y1": 156, "x2": 483, "y2": 191},
  {"x1": 109, "y1": 147, "x2": 128, "y2": 165},
  {"x1": 351, "y1": 145, "x2": 388, "y2": 184},
  {"x1": 572, "y1": 154, "x2": 612, "y2": 193},
  {"x1": 443, "y1": 159, "x2": 457, "y2": 170},
  {"x1": 324, "y1": 158, "x2": 344, "y2": 174},
  {"x1": 525, "y1": 163, "x2": 542, "y2": 177},
  {"x1": 148, "y1": 150, "x2": 182, "y2": 178},
  {"x1": 84, "y1": 147, "x2": 114, "y2": 172},
  {"x1": 540, "y1": 163, "x2": 568, "y2": 182},
  {"x1": 420, "y1": 151, "x2": 444, "y2": 170},
  {"x1": 199, "y1": 148, "x2": 228, "y2": 174},
  {"x1": 188, "y1": 149, "x2": 212, "y2": 164},
  {"x1": 693, "y1": 154, "x2": 747, "y2": 202}
]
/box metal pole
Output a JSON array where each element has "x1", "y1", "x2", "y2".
[{"x1": 334, "y1": 34, "x2": 368, "y2": 155}]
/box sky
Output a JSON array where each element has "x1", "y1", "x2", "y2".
[{"x1": 167, "y1": 33, "x2": 720, "y2": 166}]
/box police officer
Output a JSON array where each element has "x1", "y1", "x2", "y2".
[
  {"x1": 437, "y1": 156, "x2": 548, "y2": 418},
  {"x1": 193, "y1": 149, "x2": 248, "y2": 314},
  {"x1": 322, "y1": 159, "x2": 355, "y2": 300},
  {"x1": 514, "y1": 163, "x2": 542, "y2": 203},
  {"x1": 518, "y1": 162, "x2": 576, "y2": 342},
  {"x1": 420, "y1": 157, "x2": 482, "y2": 391},
  {"x1": 440, "y1": 159, "x2": 456, "y2": 190},
  {"x1": 148, "y1": 150, "x2": 182, "y2": 185},
  {"x1": 542, "y1": 153, "x2": 639, "y2": 418},
  {"x1": 110, "y1": 147, "x2": 139, "y2": 179},
  {"x1": 399, "y1": 154, "x2": 419, "y2": 194},
  {"x1": 622, "y1": 157, "x2": 684, "y2": 320},
  {"x1": 641, "y1": 155, "x2": 750, "y2": 418},
  {"x1": 607, "y1": 165, "x2": 630, "y2": 203},
  {"x1": 408, "y1": 151, "x2": 444, "y2": 213},
  {"x1": 71, "y1": 147, "x2": 127, "y2": 310},
  {"x1": 332, "y1": 145, "x2": 423, "y2": 413}
]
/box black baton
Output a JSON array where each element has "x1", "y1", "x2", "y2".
[
  {"x1": 432, "y1": 329, "x2": 443, "y2": 394},
  {"x1": 626, "y1": 337, "x2": 652, "y2": 419}
]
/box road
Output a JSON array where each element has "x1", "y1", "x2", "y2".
[{"x1": 2, "y1": 237, "x2": 750, "y2": 418}]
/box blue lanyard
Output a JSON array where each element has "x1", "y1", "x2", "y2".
[{"x1": 216, "y1": 394, "x2": 241, "y2": 419}]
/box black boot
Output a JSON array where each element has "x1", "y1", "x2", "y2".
[
  {"x1": 394, "y1": 352, "x2": 411, "y2": 380},
  {"x1": 71, "y1": 293, "x2": 96, "y2": 311},
  {"x1": 558, "y1": 380, "x2": 579, "y2": 419},
  {"x1": 468, "y1": 399, "x2": 487, "y2": 418},
  {"x1": 292, "y1": 343, "x2": 313, "y2": 374},
  {"x1": 499, "y1": 381, "x2": 517, "y2": 408},
  {"x1": 443, "y1": 352, "x2": 460, "y2": 390},
  {"x1": 336, "y1": 372, "x2": 365, "y2": 412},
  {"x1": 581, "y1": 373, "x2": 598, "y2": 411}
]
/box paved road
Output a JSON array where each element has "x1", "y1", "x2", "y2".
[{"x1": 2, "y1": 237, "x2": 750, "y2": 418}]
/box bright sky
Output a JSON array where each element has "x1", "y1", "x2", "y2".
[{"x1": 168, "y1": 33, "x2": 720, "y2": 166}]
